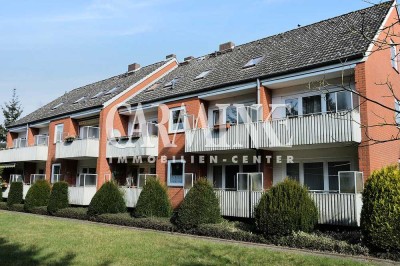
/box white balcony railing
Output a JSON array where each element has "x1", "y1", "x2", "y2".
[
  {"x1": 30, "y1": 174, "x2": 46, "y2": 184},
  {"x1": 2, "y1": 175, "x2": 30, "y2": 199},
  {"x1": 106, "y1": 136, "x2": 158, "y2": 158},
  {"x1": 68, "y1": 174, "x2": 98, "y2": 206},
  {"x1": 56, "y1": 127, "x2": 100, "y2": 159},
  {"x1": 13, "y1": 138, "x2": 27, "y2": 148},
  {"x1": 185, "y1": 110, "x2": 361, "y2": 152},
  {"x1": 34, "y1": 135, "x2": 49, "y2": 146}
]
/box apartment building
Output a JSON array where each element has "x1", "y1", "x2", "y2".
[{"x1": 2, "y1": 1, "x2": 399, "y2": 226}]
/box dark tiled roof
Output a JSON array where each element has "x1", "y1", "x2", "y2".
[
  {"x1": 10, "y1": 61, "x2": 166, "y2": 128},
  {"x1": 128, "y1": 2, "x2": 392, "y2": 105}
]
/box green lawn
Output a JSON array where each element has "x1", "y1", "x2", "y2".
[{"x1": 0, "y1": 211, "x2": 373, "y2": 266}]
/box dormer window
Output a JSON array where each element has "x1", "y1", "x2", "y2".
[
  {"x1": 194, "y1": 70, "x2": 211, "y2": 80},
  {"x1": 243, "y1": 56, "x2": 263, "y2": 68},
  {"x1": 52, "y1": 103, "x2": 63, "y2": 110},
  {"x1": 105, "y1": 87, "x2": 119, "y2": 95},
  {"x1": 91, "y1": 91, "x2": 103, "y2": 99},
  {"x1": 74, "y1": 97, "x2": 85, "y2": 104},
  {"x1": 164, "y1": 78, "x2": 179, "y2": 89}
]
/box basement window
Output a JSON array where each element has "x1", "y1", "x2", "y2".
[
  {"x1": 194, "y1": 70, "x2": 211, "y2": 80},
  {"x1": 52, "y1": 103, "x2": 64, "y2": 110},
  {"x1": 74, "y1": 97, "x2": 85, "y2": 104},
  {"x1": 105, "y1": 87, "x2": 119, "y2": 95},
  {"x1": 91, "y1": 91, "x2": 103, "y2": 99},
  {"x1": 243, "y1": 56, "x2": 264, "y2": 68}
]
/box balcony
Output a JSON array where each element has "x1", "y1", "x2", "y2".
[
  {"x1": 68, "y1": 174, "x2": 97, "y2": 205},
  {"x1": 185, "y1": 110, "x2": 361, "y2": 152},
  {"x1": 2, "y1": 175, "x2": 31, "y2": 199},
  {"x1": 106, "y1": 123, "x2": 158, "y2": 159},
  {"x1": 56, "y1": 127, "x2": 100, "y2": 159},
  {"x1": 0, "y1": 135, "x2": 49, "y2": 163}
]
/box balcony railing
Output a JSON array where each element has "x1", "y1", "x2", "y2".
[
  {"x1": 34, "y1": 135, "x2": 49, "y2": 146},
  {"x1": 2, "y1": 175, "x2": 31, "y2": 199},
  {"x1": 185, "y1": 110, "x2": 361, "y2": 152},
  {"x1": 55, "y1": 127, "x2": 100, "y2": 159},
  {"x1": 68, "y1": 174, "x2": 98, "y2": 206},
  {"x1": 76, "y1": 174, "x2": 97, "y2": 187},
  {"x1": 30, "y1": 174, "x2": 46, "y2": 184},
  {"x1": 13, "y1": 138, "x2": 27, "y2": 148}
]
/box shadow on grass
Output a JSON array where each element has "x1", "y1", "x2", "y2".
[{"x1": 0, "y1": 237, "x2": 76, "y2": 266}]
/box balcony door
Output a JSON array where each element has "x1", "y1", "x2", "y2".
[
  {"x1": 225, "y1": 165, "x2": 239, "y2": 190},
  {"x1": 51, "y1": 164, "x2": 61, "y2": 183}
]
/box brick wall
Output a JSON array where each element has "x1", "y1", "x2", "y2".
[{"x1": 357, "y1": 6, "x2": 400, "y2": 178}]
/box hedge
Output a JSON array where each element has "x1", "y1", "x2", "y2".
[
  {"x1": 361, "y1": 165, "x2": 400, "y2": 252},
  {"x1": 54, "y1": 207, "x2": 89, "y2": 220},
  {"x1": 24, "y1": 180, "x2": 51, "y2": 212},
  {"x1": 135, "y1": 178, "x2": 172, "y2": 218},
  {"x1": 7, "y1": 182, "x2": 23, "y2": 206},
  {"x1": 47, "y1": 182, "x2": 69, "y2": 214},
  {"x1": 175, "y1": 178, "x2": 222, "y2": 229},
  {"x1": 255, "y1": 179, "x2": 318, "y2": 236},
  {"x1": 88, "y1": 181, "x2": 126, "y2": 216}
]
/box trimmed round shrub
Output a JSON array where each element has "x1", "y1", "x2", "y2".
[
  {"x1": 361, "y1": 165, "x2": 400, "y2": 251},
  {"x1": 7, "y1": 182, "x2": 23, "y2": 206},
  {"x1": 255, "y1": 179, "x2": 318, "y2": 236},
  {"x1": 47, "y1": 182, "x2": 69, "y2": 214},
  {"x1": 175, "y1": 178, "x2": 222, "y2": 229},
  {"x1": 88, "y1": 181, "x2": 126, "y2": 216},
  {"x1": 24, "y1": 180, "x2": 51, "y2": 212},
  {"x1": 135, "y1": 178, "x2": 172, "y2": 218}
]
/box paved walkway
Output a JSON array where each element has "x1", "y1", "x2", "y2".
[{"x1": 0, "y1": 210, "x2": 397, "y2": 265}]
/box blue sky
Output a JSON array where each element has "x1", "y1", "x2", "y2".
[{"x1": 0, "y1": 0, "x2": 373, "y2": 122}]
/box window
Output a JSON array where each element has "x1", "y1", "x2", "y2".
[
  {"x1": 164, "y1": 78, "x2": 179, "y2": 89},
  {"x1": 105, "y1": 87, "x2": 118, "y2": 95},
  {"x1": 243, "y1": 56, "x2": 264, "y2": 68},
  {"x1": 212, "y1": 109, "x2": 221, "y2": 126},
  {"x1": 91, "y1": 91, "x2": 103, "y2": 99},
  {"x1": 169, "y1": 107, "x2": 185, "y2": 133},
  {"x1": 285, "y1": 99, "x2": 298, "y2": 117},
  {"x1": 326, "y1": 91, "x2": 352, "y2": 113},
  {"x1": 54, "y1": 124, "x2": 64, "y2": 143},
  {"x1": 226, "y1": 105, "x2": 237, "y2": 124},
  {"x1": 74, "y1": 97, "x2": 85, "y2": 104},
  {"x1": 304, "y1": 162, "x2": 324, "y2": 191},
  {"x1": 302, "y1": 95, "x2": 321, "y2": 115},
  {"x1": 213, "y1": 166, "x2": 223, "y2": 189},
  {"x1": 52, "y1": 103, "x2": 63, "y2": 110},
  {"x1": 328, "y1": 161, "x2": 350, "y2": 192},
  {"x1": 51, "y1": 164, "x2": 61, "y2": 184},
  {"x1": 390, "y1": 41, "x2": 399, "y2": 71},
  {"x1": 194, "y1": 70, "x2": 211, "y2": 80},
  {"x1": 168, "y1": 160, "x2": 185, "y2": 186},
  {"x1": 395, "y1": 99, "x2": 400, "y2": 125},
  {"x1": 286, "y1": 163, "x2": 300, "y2": 182}
]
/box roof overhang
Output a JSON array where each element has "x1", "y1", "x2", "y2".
[{"x1": 261, "y1": 60, "x2": 359, "y2": 89}]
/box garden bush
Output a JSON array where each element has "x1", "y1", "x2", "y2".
[
  {"x1": 88, "y1": 181, "x2": 126, "y2": 216},
  {"x1": 7, "y1": 204, "x2": 25, "y2": 212},
  {"x1": 54, "y1": 207, "x2": 88, "y2": 220},
  {"x1": 361, "y1": 165, "x2": 400, "y2": 252},
  {"x1": 7, "y1": 182, "x2": 23, "y2": 206},
  {"x1": 135, "y1": 178, "x2": 172, "y2": 218},
  {"x1": 24, "y1": 180, "x2": 51, "y2": 212},
  {"x1": 47, "y1": 182, "x2": 69, "y2": 214},
  {"x1": 30, "y1": 206, "x2": 49, "y2": 215},
  {"x1": 92, "y1": 213, "x2": 176, "y2": 232},
  {"x1": 0, "y1": 201, "x2": 7, "y2": 210},
  {"x1": 175, "y1": 178, "x2": 221, "y2": 229},
  {"x1": 255, "y1": 178, "x2": 318, "y2": 236}
]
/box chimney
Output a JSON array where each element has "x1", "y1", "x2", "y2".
[
  {"x1": 184, "y1": 56, "x2": 195, "y2": 62},
  {"x1": 166, "y1": 54, "x2": 176, "y2": 60},
  {"x1": 128, "y1": 63, "x2": 141, "y2": 72},
  {"x1": 219, "y1": 41, "x2": 235, "y2": 52}
]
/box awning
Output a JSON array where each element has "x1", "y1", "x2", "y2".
[{"x1": 0, "y1": 164, "x2": 16, "y2": 169}]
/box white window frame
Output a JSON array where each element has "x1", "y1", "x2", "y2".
[
  {"x1": 395, "y1": 99, "x2": 400, "y2": 126},
  {"x1": 168, "y1": 106, "x2": 186, "y2": 133},
  {"x1": 167, "y1": 159, "x2": 185, "y2": 187},
  {"x1": 54, "y1": 124, "x2": 64, "y2": 143},
  {"x1": 390, "y1": 40, "x2": 399, "y2": 71},
  {"x1": 51, "y1": 163, "x2": 61, "y2": 184}
]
